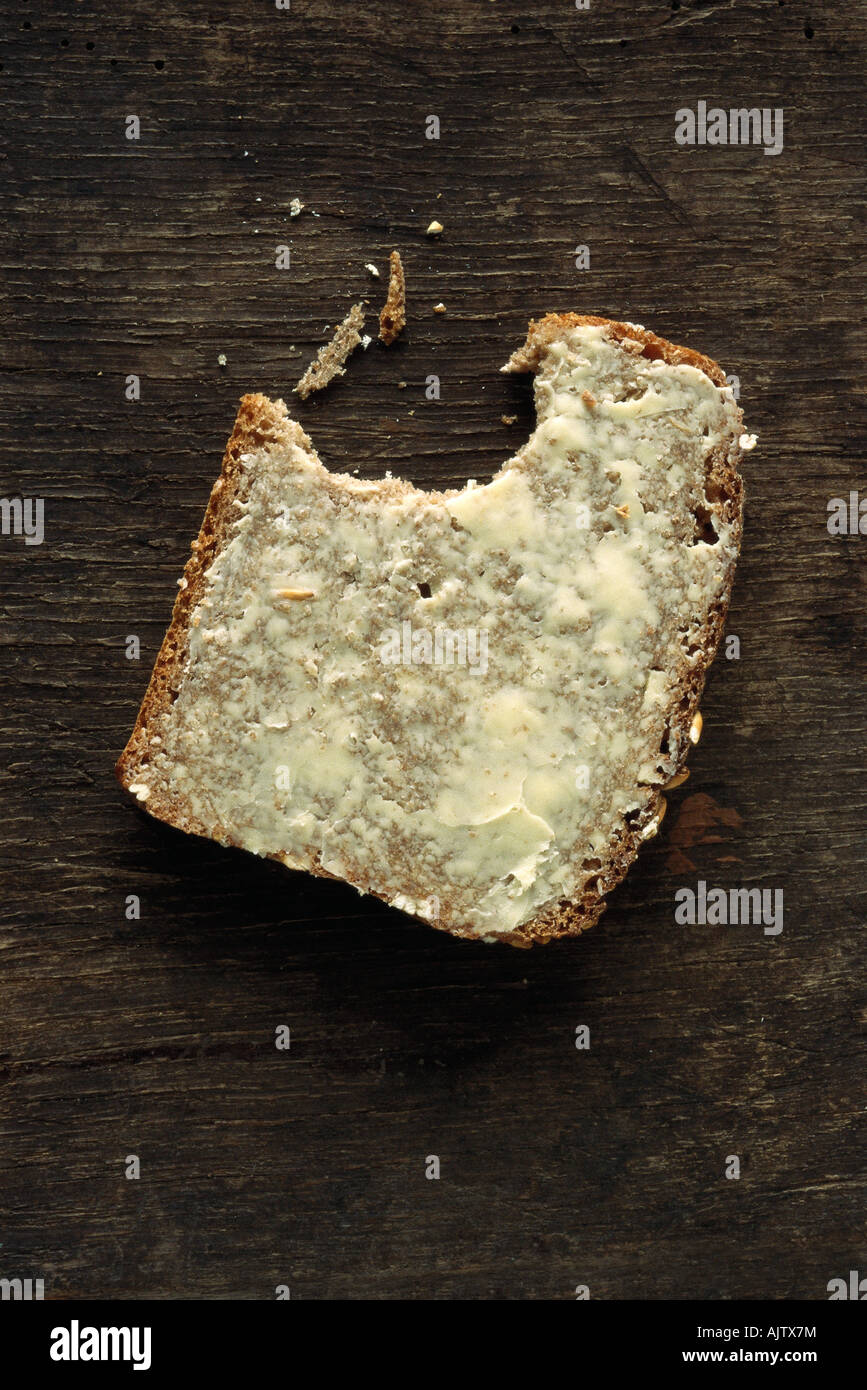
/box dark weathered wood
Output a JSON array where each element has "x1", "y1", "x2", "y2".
[{"x1": 1, "y1": 0, "x2": 864, "y2": 1300}]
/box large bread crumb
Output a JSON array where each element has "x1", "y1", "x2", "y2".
[
  {"x1": 295, "y1": 304, "x2": 365, "y2": 399},
  {"x1": 378, "y1": 250, "x2": 406, "y2": 345}
]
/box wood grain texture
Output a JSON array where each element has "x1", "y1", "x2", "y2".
[{"x1": 1, "y1": 0, "x2": 864, "y2": 1299}]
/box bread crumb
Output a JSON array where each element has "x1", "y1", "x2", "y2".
[
  {"x1": 433, "y1": 302, "x2": 446, "y2": 314},
  {"x1": 365, "y1": 263, "x2": 380, "y2": 279},
  {"x1": 289, "y1": 198, "x2": 304, "y2": 217},
  {"x1": 217, "y1": 353, "x2": 227, "y2": 368},
  {"x1": 398, "y1": 381, "x2": 408, "y2": 390},
  {"x1": 378, "y1": 250, "x2": 406, "y2": 345},
  {"x1": 581, "y1": 390, "x2": 596, "y2": 408},
  {"x1": 501, "y1": 413, "x2": 518, "y2": 425},
  {"x1": 426, "y1": 220, "x2": 444, "y2": 236},
  {"x1": 295, "y1": 303, "x2": 365, "y2": 399}
]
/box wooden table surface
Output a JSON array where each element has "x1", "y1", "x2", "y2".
[{"x1": 2, "y1": 0, "x2": 864, "y2": 1300}]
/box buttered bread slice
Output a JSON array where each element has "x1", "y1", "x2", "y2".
[{"x1": 117, "y1": 314, "x2": 748, "y2": 945}]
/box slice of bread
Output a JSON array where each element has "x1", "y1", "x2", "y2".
[{"x1": 117, "y1": 314, "x2": 747, "y2": 946}]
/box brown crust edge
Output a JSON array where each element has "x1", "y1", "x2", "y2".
[
  {"x1": 115, "y1": 392, "x2": 305, "y2": 841},
  {"x1": 378, "y1": 249, "x2": 406, "y2": 345},
  {"x1": 117, "y1": 316, "x2": 745, "y2": 948},
  {"x1": 503, "y1": 311, "x2": 729, "y2": 387}
]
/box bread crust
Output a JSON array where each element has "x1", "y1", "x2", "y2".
[
  {"x1": 504, "y1": 312, "x2": 729, "y2": 386},
  {"x1": 117, "y1": 315, "x2": 745, "y2": 946},
  {"x1": 378, "y1": 250, "x2": 406, "y2": 344}
]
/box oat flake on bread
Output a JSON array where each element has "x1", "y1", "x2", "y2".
[{"x1": 117, "y1": 314, "x2": 748, "y2": 946}]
